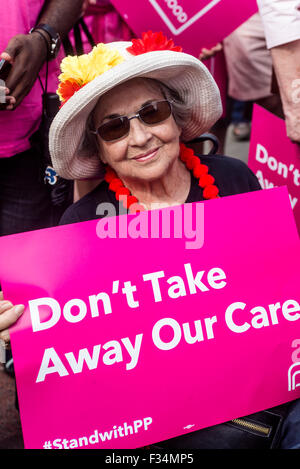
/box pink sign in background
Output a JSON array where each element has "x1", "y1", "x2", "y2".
[
  {"x1": 110, "y1": 0, "x2": 258, "y2": 56},
  {"x1": 0, "y1": 188, "x2": 300, "y2": 449},
  {"x1": 248, "y1": 104, "x2": 300, "y2": 234}
]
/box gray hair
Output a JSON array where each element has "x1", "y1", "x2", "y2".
[{"x1": 77, "y1": 78, "x2": 190, "y2": 161}]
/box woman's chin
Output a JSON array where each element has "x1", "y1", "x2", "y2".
[{"x1": 127, "y1": 163, "x2": 170, "y2": 183}]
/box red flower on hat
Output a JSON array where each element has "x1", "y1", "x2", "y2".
[
  {"x1": 57, "y1": 79, "x2": 85, "y2": 107},
  {"x1": 127, "y1": 31, "x2": 183, "y2": 55}
]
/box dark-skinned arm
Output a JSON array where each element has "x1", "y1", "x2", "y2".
[{"x1": 1, "y1": 0, "x2": 85, "y2": 109}]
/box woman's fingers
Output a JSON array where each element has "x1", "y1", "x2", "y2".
[
  {"x1": 0, "y1": 300, "x2": 14, "y2": 314},
  {"x1": 0, "y1": 303, "x2": 24, "y2": 331},
  {"x1": 0, "y1": 293, "x2": 24, "y2": 350}
]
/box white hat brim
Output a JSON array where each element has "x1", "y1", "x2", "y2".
[{"x1": 49, "y1": 43, "x2": 222, "y2": 180}]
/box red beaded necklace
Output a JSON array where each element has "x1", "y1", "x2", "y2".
[{"x1": 104, "y1": 143, "x2": 219, "y2": 213}]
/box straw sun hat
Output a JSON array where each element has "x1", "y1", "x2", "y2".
[{"x1": 49, "y1": 31, "x2": 222, "y2": 180}]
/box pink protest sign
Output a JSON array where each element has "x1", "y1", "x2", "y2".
[
  {"x1": 0, "y1": 188, "x2": 300, "y2": 449},
  {"x1": 110, "y1": 0, "x2": 258, "y2": 56},
  {"x1": 248, "y1": 104, "x2": 300, "y2": 234}
]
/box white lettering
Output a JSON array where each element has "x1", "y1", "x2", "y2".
[
  {"x1": 184, "y1": 263, "x2": 209, "y2": 293},
  {"x1": 164, "y1": 0, "x2": 188, "y2": 23},
  {"x1": 207, "y1": 267, "x2": 227, "y2": 289},
  {"x1": 182, "y1": 320, "x2": 204, "y2": 343},
  {"x1": 255, "y1": 143, "x2": 268, "y2": 164},
  {"x1": 152, "y1": 316, "x2": 218, "y2": 350},
  {"x1": 250, "y1": 306, "x2": 269, "y2": 329},
  {"x1": 29, "y1": 297, "x2": 61, "y2": 332},
  {"x1": 282, "y1": 300, "x2": 300, "y2": 322},
  {"x1": 89, "y1": 293, "x2": 112, "y2": 317},
  {"x1": 102, "y1": 340, "x2": 123, "y2": 366},
  {"x1": 225, "y1": 302, "x2": 249, "y2": 333},
  {"x1": 289, "y1": 194, "x2": 298, "y2": 209},
  {"x1": 167, "y1": 275, "x2": 187, "y2": 298},
  {"x1": 143, "y1": 270, "x2": 165, "y2": 302},
  {"x1": 225, "y1": 299, "x2": 300, "y2": 335},
  {"x1": 30, "y1": 294, "x2": 113, "y2": 332},
  {"x1": 36, "y1": 347, "x2": 69, "y2": 382},
  {"x1": 63, "y1": 299, "x2": 87, "y2": 323},
  {"x1": 65, "y1": 345, "x2": 101, "y2": 373},
  {"x1": 152, "y1": 318, "x2": 181, "y2": 350},
  {"x1": 121, "y1": 334, "x2": 143, "y2": 370}
]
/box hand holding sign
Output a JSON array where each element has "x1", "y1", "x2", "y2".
[{"x1": 0, "y1": 291, "x2": 24, "y2": 352}]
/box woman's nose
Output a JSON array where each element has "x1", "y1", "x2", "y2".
[{"x1": 128, "y1": 117, "x2": 153, "y2": 146}]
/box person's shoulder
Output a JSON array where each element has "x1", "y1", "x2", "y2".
[
  {"x1": 200, "y1": 153, "x2": 248, "y2": 171},
  {"x1": 59, "y1": 180, "x2": 111, "y2": 226}
]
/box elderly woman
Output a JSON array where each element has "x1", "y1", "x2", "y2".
[
  {"x1": 0, "y1": 31, "x2": 296, "y2": 449},
  {"x1": 47, "y1": 31, "x2": 261, "y2": 223}
]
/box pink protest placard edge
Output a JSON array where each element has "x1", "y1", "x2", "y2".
[{"x1": 248, "y1": 104, "x2": 300, "y2": 234}]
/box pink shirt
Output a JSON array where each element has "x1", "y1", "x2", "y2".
[
  {"x1": 0, "y1": 0, "x2": 61, "y2": 158},
  {"x1": 85, "y1": 0, "x2": 134, "y2": 44}
]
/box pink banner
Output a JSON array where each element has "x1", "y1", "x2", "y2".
[
  {"x1": 110, "y1": 0, "x2": 258, "y2": 56},
  {"x1": 248, "y1": 104, "x2": 300, "y2": 234},
  {"x1": 0, "y1": 188, "x2": 300, "y2": 449}
]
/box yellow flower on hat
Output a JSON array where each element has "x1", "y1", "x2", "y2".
[{"x1": 57, "y1": 43, "x2": 124, "y2": 104}]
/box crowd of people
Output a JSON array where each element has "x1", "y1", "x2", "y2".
[{"x1": 0, "y1": 0, "x2": 300, "y2": 450}]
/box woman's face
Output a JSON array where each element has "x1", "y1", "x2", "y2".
[{"x1": 92, "y1": 78, "x2": 182, "y2": 183}]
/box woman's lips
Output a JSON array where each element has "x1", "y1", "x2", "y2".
[{"x1": 133, "y1": 148, "x2": 159, "y2": 162}]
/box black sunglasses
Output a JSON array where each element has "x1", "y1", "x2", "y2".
[{"x1": 91, "y1": 100, "x2": 172, "y2": 142}]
